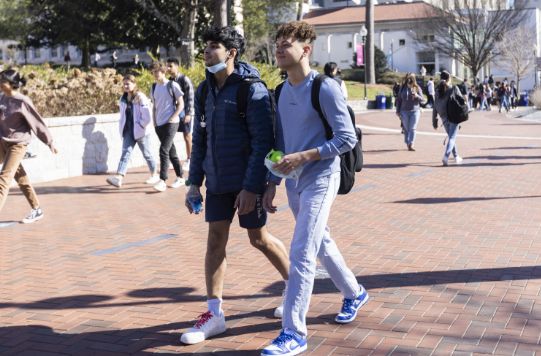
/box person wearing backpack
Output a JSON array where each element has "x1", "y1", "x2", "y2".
[
  {"x1": 149, "y1": 61, "x2": 185, "y2": 192},
  {"x1": 166, "y1": 58, "x2": 195, "y2": 172},
  {"x1": 180, "y1": 26, "x2": 290, "y2": 345},
  {"x1": 261, "y1": 21, "x2": 368, "y2": 356},
  {"x1": 323, "y1": 62, "x2": 348, "y2": 99},
  {"x1": 432, "y1": 71, "x2": 463, "y2": 166},
  {"x1": 105, "y1": 75, "x2": 158, "y2": 188},
  {"x1": 395, "y1": 72, "x2": 424, "y2": 151}
]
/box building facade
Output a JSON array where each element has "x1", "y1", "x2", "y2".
[{"x1": 303, "y1": 0, "x2": 541, "y2": 90}]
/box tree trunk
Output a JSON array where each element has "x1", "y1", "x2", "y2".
[
  {"x1": 366, "y1": 0, "x2": 376, "y2": 84},
  {"x1": 296, "y1": 0, "x2": 304, "y2": 21},
  {"x1": 214, "y1": 0, "x2": 228, "y2": 27},
  {"x1": 180, "y1": 0, "x2": 198, "y2": 67},
  {"x1": 81, "y1": 38, "x2": 90, "y2": 68}
]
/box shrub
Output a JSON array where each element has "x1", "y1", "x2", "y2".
[{"x1": 18, "y1": 61, "x2": 283, "y2": 118}]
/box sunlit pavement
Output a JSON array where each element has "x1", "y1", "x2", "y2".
[{"x1": 1, "y1": 108, "x2": 541, "y2": 354}]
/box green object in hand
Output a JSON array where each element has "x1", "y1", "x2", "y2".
[{"x1": 269, "y1": 149, "x2": 284, "y2": 163}]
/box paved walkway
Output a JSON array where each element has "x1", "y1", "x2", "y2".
[{"x1": 1, "y1": 109, "x2": 541, "y2": 355}]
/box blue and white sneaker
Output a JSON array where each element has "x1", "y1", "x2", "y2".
[
  {"x1": 261, "y1": 328, "x2": 307, "y2": 356},
  {"x1": 334, "y1": 284, "x2": 369, "y2": 324}
]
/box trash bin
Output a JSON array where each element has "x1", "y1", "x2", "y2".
[
  {"x1": 385, "y1": 95, "x2": 393, "y2": 109},
  {"x1": 519, "y1": 93, "x2": 529, "y2": 106},
  {"x1": 375, "y1": 95, "x2": 386, "y2": 110}
]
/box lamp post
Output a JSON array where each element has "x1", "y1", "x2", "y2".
[
  {"x1": 360, "y1": 24, "x2": 368, "y2": 100},
  {"x1": 390, "y1": 39, "x2": 394, "y2": 71}
]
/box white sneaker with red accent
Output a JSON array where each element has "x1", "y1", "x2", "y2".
[{"x1": 180, "y1": 311, "x2": 226, "y2": 344}]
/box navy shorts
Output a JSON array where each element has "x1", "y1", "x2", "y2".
[
  {"x1": 177, "y1": 111, "x2": 193, "y2": 134},
  {"x1": 205, "y1": 191, "x2": 267, "y2": 229}
]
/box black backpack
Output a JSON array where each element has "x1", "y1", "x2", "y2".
[
  {"x1": 447, "y1": 85, "x2": 469, "y2": 124},
  {"x1": 275, "y1": 74, "x2": 363, "y2": 195}
]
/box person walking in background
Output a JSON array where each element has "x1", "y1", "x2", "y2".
[
  {"x1": 432, "y1": 71, "x2": 463, "y2": 167},
  {"x1": 93, "y1": 52, "x2": 101, "y2": 67},
  {"x1": 180, "y1": 27, "x2": 290, "y2": 345},
  {"x1": 64, "y1": 51, "x2": 71, "y2": 71},
  {"x1": 0, "y1": 69, "x2": 58, "y2": 223},
  {"x1": 111, "y1": 50, "x2": 118, "y2": 68},
  {"x1": 261, "y1": 21, "x2": 368, "y2": 356},
  {"x1": 497, "y1": 82, "x2": 510, "y2": 113},
  {"x1": 323, "y1": 62, "x2": 348, "y2": 99},
  {"x1": 150, "y1": 61, "x2": 185, "y2": 192},
  {"x1": 133, "y1": 54, "x2": 140, "y2": 68},
  {"x1": 485, "y1": 84, "x2": 493, "y2": 111},
  {"x1": 510, "y1": 80, "x2": 518, "y2": 109},
  {"x1": 166, "y1": 58, "x2": 195, "y2": 172},
  {"x1": 106, "y1": 75, "x2": 158, "y2": 188},
  {"x1": 396, "y1": 72, "x2": 424, "y2": 151},
  {"x1": 425, "y1": 77, "x2": 435, "y2": 108}
]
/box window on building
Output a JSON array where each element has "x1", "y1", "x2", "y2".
[
  {"x1": 50, "y1": 46, "x2": 60, "y2": 58},
  {"x1": 347, "y1": 41, "x2": 352, "y2": 49},
  {"x1": 422, "y1": 35, "x2": 435, "y2": 43},
  {"x1": 0, "y1": 48, "x2": 3, "y2": 61},
  {"x1": 33, "y1": 48, "x2": 41, "y2": 59},
  {"x1": 399, "y1": 39, "x2": 406, "y2": 46}
]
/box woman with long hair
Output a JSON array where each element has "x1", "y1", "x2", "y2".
[
  {"x1": 323, "y1": 62, "x2": 348, "y2": 99},
  {"x1": 432, "y1": 71, "x2": 463, "y2": 166},
  {"x1": 0, "y1": 69, "x2": 58, "y2": 223},
  {"x1": 106, "y1": 74, "x2": 158, "y2": 188},
  {"x1": 395, "y1": 72, "x2": 424, "y2": 151}
]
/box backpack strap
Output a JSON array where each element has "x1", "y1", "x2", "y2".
[
  {"x1": 167, "y1": 80, "x2": 176, "y2": 107},
  {"x1": 151, "y1": 83, "x2": 156, "y2": 102},
  {"x1": 275, "y1": 82, "x2": 284, "y2": 105},
  {"x1": 197, "y1": 80, "x2": 209, "y2": 127},
  {"x1": 237, "y1": 78, "x2": 264, "y2": 119},
  {"x1": 311, "y1": 74, "x2": 333, "y2": 140}
]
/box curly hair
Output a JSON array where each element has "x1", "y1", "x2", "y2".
[
  {"x1": 202, "y1": 26, "x2": 245, "y2": 64},
  {"x1": 275, "y1": 21, "x2": 317, "y2": 43}
]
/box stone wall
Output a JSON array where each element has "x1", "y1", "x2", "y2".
[{"x1": 22, "y1": 113, "x2": 188, "y2": 184}]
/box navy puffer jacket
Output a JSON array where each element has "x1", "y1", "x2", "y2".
[{"x1": 189, "y1": 62, "x2": 274, "y2": 195}]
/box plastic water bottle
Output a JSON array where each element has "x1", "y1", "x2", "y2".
[{"x1": 186, "y1": 180, "x2": 203, "y2": 214}]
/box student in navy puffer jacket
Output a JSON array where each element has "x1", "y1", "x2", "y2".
[{"x1": 181, "y1": 26, "x2": 290, "y2": 345}]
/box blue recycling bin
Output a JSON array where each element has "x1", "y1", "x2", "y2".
[
  {"x1": 375, "y1": 95, "x2": 386, "y2": 110},
  {"x1": 519, "y1": 93, "x2": 529, "y2": 106}
]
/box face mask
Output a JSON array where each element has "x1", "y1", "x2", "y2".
[{"x1": 206, "y1": 61, "x2": 227, "y2": 74}]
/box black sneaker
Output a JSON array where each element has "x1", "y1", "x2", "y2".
[{"x1": 22, "y1": 208, "x2": 44, "y2": 224}]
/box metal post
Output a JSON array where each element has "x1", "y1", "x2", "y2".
[
  {"x1": 363, "y1": 37, "x2": 367, "y2": 100},
  {"x1": 390, "y1": 40, "x2": 394, "y2": 71}
]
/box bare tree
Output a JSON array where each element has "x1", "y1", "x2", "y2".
[
  {"x1": 497, "y1": 26, "x2": 535, "y2": 93},
  {"x1": 421, "y1": 0, "x2": 527, "y2": 83},
  {"x1": 366, "y1": 0, "x2": 375, "y2": 84}
]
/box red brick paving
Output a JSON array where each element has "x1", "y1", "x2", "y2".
[{"x1": 1, "y1": 109, "x2": 541, "y2": 355}]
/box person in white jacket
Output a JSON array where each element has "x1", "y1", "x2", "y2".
[{"x1": 106, "y1": 74, "x2": 158, "y2": 188}]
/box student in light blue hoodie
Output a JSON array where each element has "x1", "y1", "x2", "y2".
[{"x1": 261, "y1": 21, "x2": 369, "y2": 356}]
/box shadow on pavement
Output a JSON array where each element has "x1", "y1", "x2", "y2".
[
  {"x1": 392, "y1": 195, "x2": 541, "y2": 204},
  {"x1": 467, "y1": 155, "x2": 541, "y2": 160},
  {"x1": 481, "y1": 146, "x2": 540, "y2": 150}
]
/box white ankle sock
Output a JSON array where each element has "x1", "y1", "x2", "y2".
[{"x1": 208, "y1": 298, "x2": 222, "y2": 316}]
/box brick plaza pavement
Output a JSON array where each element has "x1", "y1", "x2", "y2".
[{"x1": 1, "y1": 109, "x2": 541, "y2": 355}]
